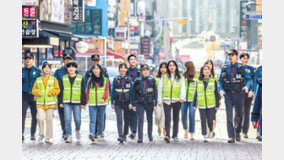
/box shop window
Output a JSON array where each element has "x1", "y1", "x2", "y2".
[{"x1": 71, "y1": 9, "x2": 102, "y2": 35}]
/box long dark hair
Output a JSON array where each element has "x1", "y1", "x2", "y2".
[
  {"x1": 167, "y1": 60, "x2": 181, "y2": 79},
  {"x1": 156, "y1": 62, "x2": 167, "y2": 78},
  {"x1": 183, "y1": 61, "x2": 196, "y2": 82},
  {"x1": 199, "y1": 65, "x2": 210, "y2": 81},
  {"x1": 89, "y1": 64, "x2": 105, "y2": 88},
  {"x1": 204, "y1": 60, "x2": 215, "y2": 77}
]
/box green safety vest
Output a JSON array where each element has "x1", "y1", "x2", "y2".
[
  {"x1": 155, "y1": 75, "x2": 161, "y2": 88},
  {"x1": 88, "y1": 77, "x2": 109, "y2": 106},
  {"x1": 213, "y1": 73, "x2": 218, "y2": 81},
  {"x1": 185, "y1": 74, "x2": 199, "y2": 102},
  {"x1": 196, "y1": 78, "x2": 216, "y2": 108},
  {"x1": 162, "y1": 75, "x2": 183, "y2": 101},
  {"x1": 63, "y1": 74, "x2": 83, "y2": 104},
  {"x1": 35, "y1": 76, "x2": 57, "y2": 105}
]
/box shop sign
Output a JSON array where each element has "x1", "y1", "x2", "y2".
[
  {"x1": 22, "y1": 19, "x2": 39, "y2": 38},
  {"x1": 72, "y1": 0, "x2": 85, "y2": 22},
  {"x1": 76, "y1": 41, "x2": 89, "y2": 53},
  {"x1": 22, "y1": 6, "x2": 38, "y2": 18}
]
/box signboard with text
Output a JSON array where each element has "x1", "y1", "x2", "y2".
[
  {"x1": 22, "y1": 19, "x2": 39, "y2": 38},
  {"x1": 22, "y1": 6, "x2": 38, "y2": 18},
  {"x1": 141, "y1": 37, "x2": 150, "y2": 59},
  {"x1": 72, "y1": 0, "x2": 85, "y2": 22},
  {"x1": 240, "y1": 0, "x2": 250, "y2": 40}
]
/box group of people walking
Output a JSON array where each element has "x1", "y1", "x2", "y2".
[{"x1": 22, "y1": 48, "x2": 262, "y2": 144}]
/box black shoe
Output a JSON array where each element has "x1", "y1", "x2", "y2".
[
  {"x1": 102, "y1": 134, "x2": 105, "y2": 138},
  {"x1": 129, "y1": 133, "x2": 136, "y2": 139},
  {"x1": 243, "y1": 134, "x2": 249, "y2": 139},
  {"x1": 137, "y1": 139, "x2": 143, "y2": 143},
  {"x1": 22, "y1": 135, "x2": 24, "y2": 141},
  {"x1": 94, "y1": 134, "x2": 98, "y2": 139},
  {"x1": 122, "y1": 136, "x2": 127, "y2": 141},
  {"x1": 117, "y1": 137, "x2": 123, "y2": 143},
  {"x1": 164, "y1": 136, "x2": 170, "y2": 143},
  {"x1": 257, "y1": 136, "x2": 262, "y2": 141},
  {"x1": 149, "y1": 137, "x2": 153, "y2": 142},
  {"x1": 30, "y1": 134, "x2": 35, "y2": 140},
  {"x1": 62, "y1": 134, "x2": 68, "y2": 140},
  {"x1": 236, "y1": 133, "x2": 241, "y2": 141},
  {"x1": 228, "y1": 138, "x2": 235, "y2": 143}
]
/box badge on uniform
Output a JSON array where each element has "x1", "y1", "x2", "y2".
[
  {"x1": 245, "y1": 68, "x2": 250, "y2": 73},
  {"x1": 208, "y1": 87, "x2": 213, "y2": 91},
  {"x1": 126, "y1": 84, "x2": 131, "y2": 88},
  {"x1": 176, "y1": 80, "x2": 180, "y2": 83},
  {"x1": 191, "y1": 82, "x2": 196, "y2": 86},
  {"x1": 236, "y1": 74, "x2": 242, "y2": 79},
  {"x1": 33, "y1": 71, "x2": 36, "y2": 75},
  {"x1": 47, "y1": 85, "x2": 52, "y2": 89},
  {"x1": 75, "y1": 82, "x2": 80, "y2": 86},
  {"x1": 147, "y1": 88, "x2": 153, "y2": 92}
]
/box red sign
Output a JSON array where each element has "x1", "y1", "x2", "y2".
[
  {"x1": 130, "y1": 49, "x2": 140, "y2": 55},
  {"x1": 22, "y1": 6, "x2": 38, "y2": 18},
  {"x1": 141, "y1": 37, "x2": 150, "y2": 58}
]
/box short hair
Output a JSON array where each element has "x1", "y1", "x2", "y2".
[
  {"x1": 240, "y1": 53, "x2": 250, "y2": 59},
  {"x1": 127, "y1": 54, "x2": 137, "y2": 61},
  {"x1": 66, "y1": 61, "x2": 78, "y2": 68}
]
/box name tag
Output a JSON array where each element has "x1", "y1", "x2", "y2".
[
  {"x1": 126, "y1": 84, "x2": 131, "y2": 88},
  {"x1": 147, "y1": 88, "x2": 153, "y2": 92},
  {"x1": 236, "y1": 74, "x2": 242, "y2": 79}
]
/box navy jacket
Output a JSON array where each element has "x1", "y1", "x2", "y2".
[
  {"x1": 243, "y1": 65, "x2": 255, "y2": 92},
  {"x1": 218, "y1": 63, "x2": 252, "y2": 91},
  {"x1": 54, "y1": 66, "x2": 79, "y2": 84},
  {"x1": 126, "y1": 66, "x2": 140, "y2": 82},
  {"x1": 111, "y1": 75, "x2": 133, "y2": 105},
  {"x1": 253, "y1": 66, "x2": 262, "y2": 94},
  {"x1": 22, "y1": 66, "x2": 41, "y2": 93},
  {"x1": 251, "y1": 78, "x2": 262, "y2": 122},
  {"x1": 83, "y1": 67, "x2": 110, "y2": 94}
]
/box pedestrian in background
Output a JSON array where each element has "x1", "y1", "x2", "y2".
[
  {"x1": 133, "y1": 64, "x2": 157, "y2": 143},
  {"x1": 87, "y1": 64, "x2": 110, "y2": 142},
  {"x1": 111, "y1": 63, "x2": 133, "y2": 143},
  {"x1": 181, "y1": 61, "x2": 198, "y2": 140},
  {"x1": 158, "y1": 60, "x2": 186, "y2": 143},
  {"x1": 251, "y1": 78, "x2": 262, "y2": 141},
  {"x1": 22, "y1": 52, "x2": 41, "y2": 141},
  {"x1": 218, "y1": 49, "x2": 252, "y2": 143},
  {"x1": 154, "y1": 62, "x2": 167, "y2": 138},
  {"x1": 126, "y1": 54, "x2": 140, "y2": 139},
  {"x1": 32, "y1": 62, "x2": 60, "y2": 143},
  {"x1": 193, "y1": 65, "x2": 220, "y2": 142},
  {"x1": 58, "y1": 61, "x2": 86, "y2": 143},
  {"x1": 54, "y1": 52, "x2": 77, "y2": 140}
]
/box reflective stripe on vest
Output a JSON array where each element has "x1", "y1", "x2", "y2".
[
  {"x1": 155, "y1": 76, "x2": 161, "y2": 88},
  {"x1": 162, "y1": 76, "x2": 182, "y2": 101},
  {"x1": 36, "y1": 76, "x2": 56, "y2": 105},
  {"x1": 196, "y1": 79, "x2": 216, "y2": 108},
  {"x1": 185, "y1": 74, "x2": 199, "y2": 102},
  {"x1": 88, "y1": 77, "x2": 109, "y2": 106},
  {"x1": 62, "y1": 75, "x2": 82, "y2": 104}
]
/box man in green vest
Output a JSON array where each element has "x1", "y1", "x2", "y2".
[{"x1": 58, "y1": 61, "x2": 87, "y2": 143}]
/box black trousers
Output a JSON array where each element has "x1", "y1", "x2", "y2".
[
  {"x1": 224, "y1": 91, "x2": 245, "y2": 138},
  {"x1": 199, "y1": 108, "x2": 215, "y2": 135},
  {"x1": 235, "y1": 92, "x2": 253, "y2": 135},
  {"x1": 164, "y1": 102, "x2": 181, "y2": 138},
  {"x1": 57, "y1": 104, "x2": 66, "y2": 135},
  {"x1": 114, "y1": 103, "x2": 131, "y2": 137},
  {"x1": 22, "y1": 93, "x2": 37, "y2": 135},
  {"x1": 136, "y1": 102, "x2": 154, "y2": 140}
]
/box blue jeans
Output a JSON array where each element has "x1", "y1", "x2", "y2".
[
  {"x1": 181, "y1": 102, "x2": 196, "y2": 133},
  {"x1": 64, "y1": 104, "x2": 81, "y2": 136},
  {"x1": 89, "y1": 106, "x2": 106, "y2": 136}
]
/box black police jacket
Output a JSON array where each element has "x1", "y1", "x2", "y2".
[
  {"x1": 113, "y1": 76, "x2": 132, "y2": 105},
  {"x1": 133, "y1": 76, "x2": 157, "y2": 106},
  {"x1": 221, "y1": 63, "x2": 245, "y2": 92}
]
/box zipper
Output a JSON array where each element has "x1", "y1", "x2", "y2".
[
  {"x1": 170, "y1": 80, "x2": 173, "y2": 103},
  {"x1": 95, "y1": 84, "x2": 98, "y2": 106},
  {"x1": 204, "y1": 81, "x2": 207, "y2": 109}
]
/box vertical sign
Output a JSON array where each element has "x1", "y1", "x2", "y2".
[
  {"x1": 72, "y1": 0, "x2": 85, "y2": 22},
  {"x1": 240, "y1": 0, "x2": 249, "y2": 40},
  {"x1": 141, "y1": 37, "x2": 150, "y2": 59},
  {"x1": 119, "y1": 0, "x2": 130, "y2": 26},
  {"x1": 256, "y1": 0, "x2": 262, "y2": 12},
  {"x1": 22, "y1": 19, "x2": 39, "y2": 38},
  {"x1": 22, "y1": 6, "x2": 38, "y2": 18}
]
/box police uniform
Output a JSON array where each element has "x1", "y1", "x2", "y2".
[
  {"x1": 22, "y1": 53, "x2": 41, "y2": 140},
  {"x1": 83, "y1": 54, "x2": 110, "y2": 137},
  {"x1": 111, "y1": 75, "x2": 133, "y2": 142},
  {"x1": 54, "y1": 53, "x2": 78, "y2": 138},
  {"x1": 218, "y1": 49, "x2": 252, "y2": 143},
  {"x1": 133, "y1": 64, "x2": 157, "y2": 143},
  {"x1": 126, "y1": 65, "x2": 140, "y2": 138}
]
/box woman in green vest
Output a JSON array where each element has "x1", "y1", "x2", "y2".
[
  {"x1": 204, "y1": 60, "x2": 219, "y2": 137},
  {"x1": 154, "y1": 62, "x2": 167, "y2": 137},
  {"x1": 181, "y1": 61, "x2": 198, "y2": 140},
  {"x1": 158, "y1": 60, "x2": 186, "y2": 143},
  {"x1": 193, "y1": 65, "x2": 220, "y2": 142},
  {"x1": 86, "y1": 64, "x2": 110, "y2": 142},
  {"x1": 32, "y1": 62, "x2": 60, "y2": 143},
  {"x1": 58, "y1": 61, "x2": 87, "y2": 143}
]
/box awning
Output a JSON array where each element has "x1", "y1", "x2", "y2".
[
  {"x1": 39, "y1": 30, "x2": 59, "y2": 38},
  {"x1": 22, "y1": 44, "x2": 53, "y2": 48},
  {"x1": 107, "y1": 52, "x2": 125, "y2": 60}
]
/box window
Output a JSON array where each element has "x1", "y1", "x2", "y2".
[{"x1": 71, "y1": 9, "x2": 102, "y2": 35}]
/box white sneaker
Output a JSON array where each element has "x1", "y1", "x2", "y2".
[
  {"x1": 45, "y1": 138, "x2": 52, "y2": 143},
  {"x1": 38, "y1": 135, "x2": 44, "y2": 141},
  {"x1": 76, "y1": 130, "x2": 81, "y2": 140},
  {"x1": 208, "y1": 132, "x2": 214, "y2": 138},
  {"x1": 97, "y1": 135, "x2": 102, "y2": 141},
  {"x1": 66, "y1": 135, "x2": 72, "y2": 143},
  {"x1": 203, "y1": 135, "x2": 208, "y2": 142},
  {"x1": 190, "y1": 133, "x2": 194, "y2": 140}
]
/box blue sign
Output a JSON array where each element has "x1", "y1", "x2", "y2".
[
  {"x1": 220, "y1": 44, "x2": 230, "y2": 48},
  {"x1": 244, "y1": 14, "x2": 262, "y2": 20}
]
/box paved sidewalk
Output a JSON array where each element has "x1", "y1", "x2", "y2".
[{"x1": 22, "y1": 102, "x2": 262, "y2": 160}]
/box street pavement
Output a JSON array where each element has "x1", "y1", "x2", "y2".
[{"x1": 22, "y1": 101, "x2": 262, "y2": 160}]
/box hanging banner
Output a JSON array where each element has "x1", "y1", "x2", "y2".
[{"x1": 72, "y1": 0, "x2": 85, "y2": 22}]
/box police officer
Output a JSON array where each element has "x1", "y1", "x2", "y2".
[
  {"x1": 111, "y1": 63, "x2": 133, "y2": 143},
  {"x1": 54, "y1": 52, "x2": 78, "y2": 140},
  {"x1": 132, "y1": 64, "x2": 157, "y2": 143},
  {"x1": 235, "y1": 53, "x2": 255, "y2": 138},
  {"x1": 126, "y1": 54, "x2": 140, "y2": 139},
  {"x1": 83, "y1": 54, "x2": 110, "y2": 138},
  {"x1": 22, "y1": 52, "x2": 41, "y2": 140},
  {"x1": 219, "y1": 49, "x2": 252, "y2": 143}
]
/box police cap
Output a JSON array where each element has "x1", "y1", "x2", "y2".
[
  {"x1": 91, "y1": 54, "x2": 100, "y2": 61},
  {"x1": 140, "y1": 64, "x2": 150, "y2": 71},
  {"x1": 24, "y1": 52, "x2": 34, "y2": 59}
]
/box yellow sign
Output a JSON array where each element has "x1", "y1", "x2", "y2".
[
  {"x1": 178, "y1": 20, "x2": 186, "y2": 25},
  {"x1": 256, "y1": 0, "x2": 262, "y2": 12},
  {"x1": 119, "y1": 0, "x2": 130, "y2": 26}
]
